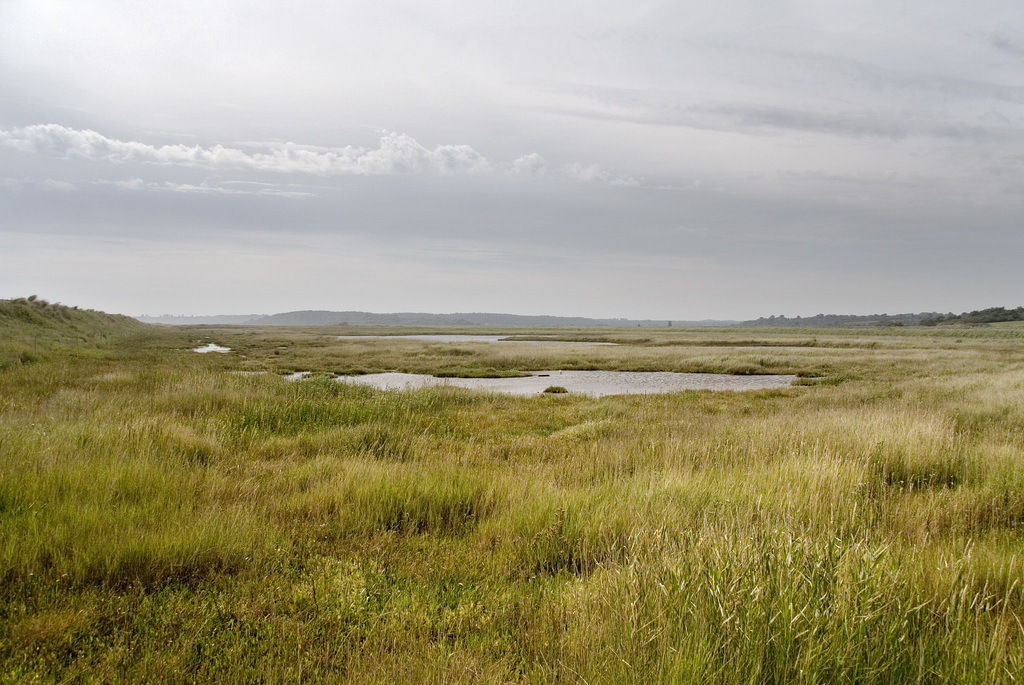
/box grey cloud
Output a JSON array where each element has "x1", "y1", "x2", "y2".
[
  {"x1": 700, "y1": 104, "x2": 909, "y2": 140},
  {"x1": 548, "y1": 88, "x2": 1020, "y2": 143},
  {"x1": 765, "y1": 48, "x2": 1024, "y2": 105},
  {"x1": 5, "y1": 1, "x2": 1024, "y2": 318},
  {"x1": 547, "y1": 98, "x2": 905, "y2": 140},
  {"x1": 991, "y1": 33, "x2": 1024, "y2": 57},
  {"x1": 695, "y1": 104, "x2": 1016, "y2": 143},
  {"x1": 534, "y1": 34, "x2": 1024, "y2": 142},
  {"x1": 501, "y1": 152, "x2": 641, "y2": 186},
  {"x1": 40, "y1": 178, "x2": 75, "y2": 192},
  {"x1": 103, "y1": 178, "x2": 314, "y2": 198},
  {"x1": 0, "y1": 176, "x2": 76, "y2": 192},
  {"x1": 512, "y1": 152, "x2": 547, "y2": 175},
  {"x1": 558, "y1": 161, "x2": 639, "y2": 186}
]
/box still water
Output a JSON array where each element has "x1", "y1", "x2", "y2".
[
  {"x1": 338, "y1": 335, "x2": 615, "y2": 346},
  {"x1": 338, "y1": 370, "x2": 795, "y2": 397}
]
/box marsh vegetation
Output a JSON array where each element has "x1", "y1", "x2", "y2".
[{"x1": 3, "y1": 299, "x2": 1024, "y2": 682}]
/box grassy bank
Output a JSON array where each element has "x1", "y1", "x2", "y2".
[
  {"x1": 2, "y1": 310, "x2": 1024, "y2": 681},
  {"x1": 0, "y1": 297, "x2": 147, "y2": 371}
]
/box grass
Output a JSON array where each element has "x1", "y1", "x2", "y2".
[
  {"x1": 0, "y1": 297, "x2": 146, "y2": 371},
  {"x1": 2, "y1": 304, "x2": 1024, "y2": 681}
]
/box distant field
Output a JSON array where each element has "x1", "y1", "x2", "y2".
[{"x1": 3, "y1": 302, "x2": 1024, "y2": 682}]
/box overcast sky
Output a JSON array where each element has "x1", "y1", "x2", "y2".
[{"x1": 2, "y1": 1, "x2": 1022, "y2": 319}]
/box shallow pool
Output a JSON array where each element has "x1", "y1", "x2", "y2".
[
  {"x1": 337, "y1": 335, "x2": 615, "y2": 346},
  {"x1": 337, "y1": 370, "x2": 795, "y2": 397},
  {"x1": 193, "y1": 343, "x2": 231, "y2": 353}
]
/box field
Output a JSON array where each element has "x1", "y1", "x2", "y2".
[{"x1": 3, "y1": 299, "x2": 1024, "y2": 682}]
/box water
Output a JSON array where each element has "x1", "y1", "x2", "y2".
[
  {"x1": 337, "y1": 370, "x2": 796, "y2": 397},
  {"x1": 337, "y1": 335, "x2": 616, "y2": 346},
  {"x1": 193, "y1": 343, "x2": 231, "y2": 353}
]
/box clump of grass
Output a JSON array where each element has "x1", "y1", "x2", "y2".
[
  {"x1": 543, "y1": 385, "x2": 568, "y2": 394},
  {"x1": 726, "y1": 363, "x2": 761, "y2": 375},
  {"x1": 864, "y1": 417, "x2": 968, "y2": 492}
]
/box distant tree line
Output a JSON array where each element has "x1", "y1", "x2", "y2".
[
  {"x1": 742, "y1": 312, "x2": 940, "y2": 327},
  {"x1": 920, "y1": 307, "x2": 1024, "y2": 326},
  {"x1": 743, "y1": 307, "x2": 1024, "y2": 327}
]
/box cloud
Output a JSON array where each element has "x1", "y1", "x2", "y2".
[
  {"x1": 559, "y1": 162, "x2": 639, "y2": 187},
  {"x1": 551, "y1": 94, "x2": 1019, "y2": 143},
  {"x1": 991, "y1": 33, "x2": 1024, "y2": 57},
  {"x1": 535, "y1": 39, "x2": 1024, "y2": 143},
  {"x1": 512, "y1": 152, "x2": 548, "y2": 176},
  {"x1": 0, "y1": 125, "x2": 492, "y2": 177},
  {"x1": 702, "y1": 104, "x2": 911, "y2": 140},
  {"x1": 0, "y1": 177, "x2": 76, "y2": 192},
  {"x1": 104, "y1": 177, "x2": 313, "y2": 198},
  {"x1": 111, "y1": 178, "x2": 146, "y2": 191},
  {"x1": 2, "y1": 124, "x2": 645, "y2": 188},
  {"x1": 515, "y1": 153, "x2": 641, "y2": 186},
  {"x1": 40, "y1": 179, "x2": 75, "y2": 192}
]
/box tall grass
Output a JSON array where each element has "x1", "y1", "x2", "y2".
[{"x1": 2, "y1": 317, "x2": 1024, "y2": 681}]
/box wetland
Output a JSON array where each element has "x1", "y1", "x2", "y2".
[{"x1": 3, "y1": 300, "x2": 1024, "y2": 683}]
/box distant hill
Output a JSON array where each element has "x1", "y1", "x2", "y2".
[
  {"x1": 138, "y1": 310, "x2": 739, "y2": 327},
  {"x1": 136, "y1": 314, "x2": 261, "y2": 325},
  {"x1": 133, "y1": 306, "x2": 1024, "y2": 329},
  {"x1": 1, "y1": 296, "x2": 147, "y2": 369}
]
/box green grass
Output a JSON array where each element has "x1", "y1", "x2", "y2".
[
  {"x1": 2, "y1": 304, "x2": 1024, "y2": 681},
  {"x1": 0, "y1": 297, "x2": 147, "y2": 372}
]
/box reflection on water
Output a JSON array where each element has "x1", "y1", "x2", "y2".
[
  {"x1": 193, "y1": 343, "x2": 231, "y2": 353},
  {"x1": 337, "y1": 370, "x2": 795, "y2": 397},
  {"x1": 338, "y1": 335, "x2": 615, "y2": 346}
]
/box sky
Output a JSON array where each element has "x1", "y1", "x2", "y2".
[{"x1": 2, "y1": 1, "x2": 1023, "y2": 320}]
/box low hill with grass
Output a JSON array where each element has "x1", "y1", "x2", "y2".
[{"x1": 0, "y1": 296, "x2": 147, "y2": 369}]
